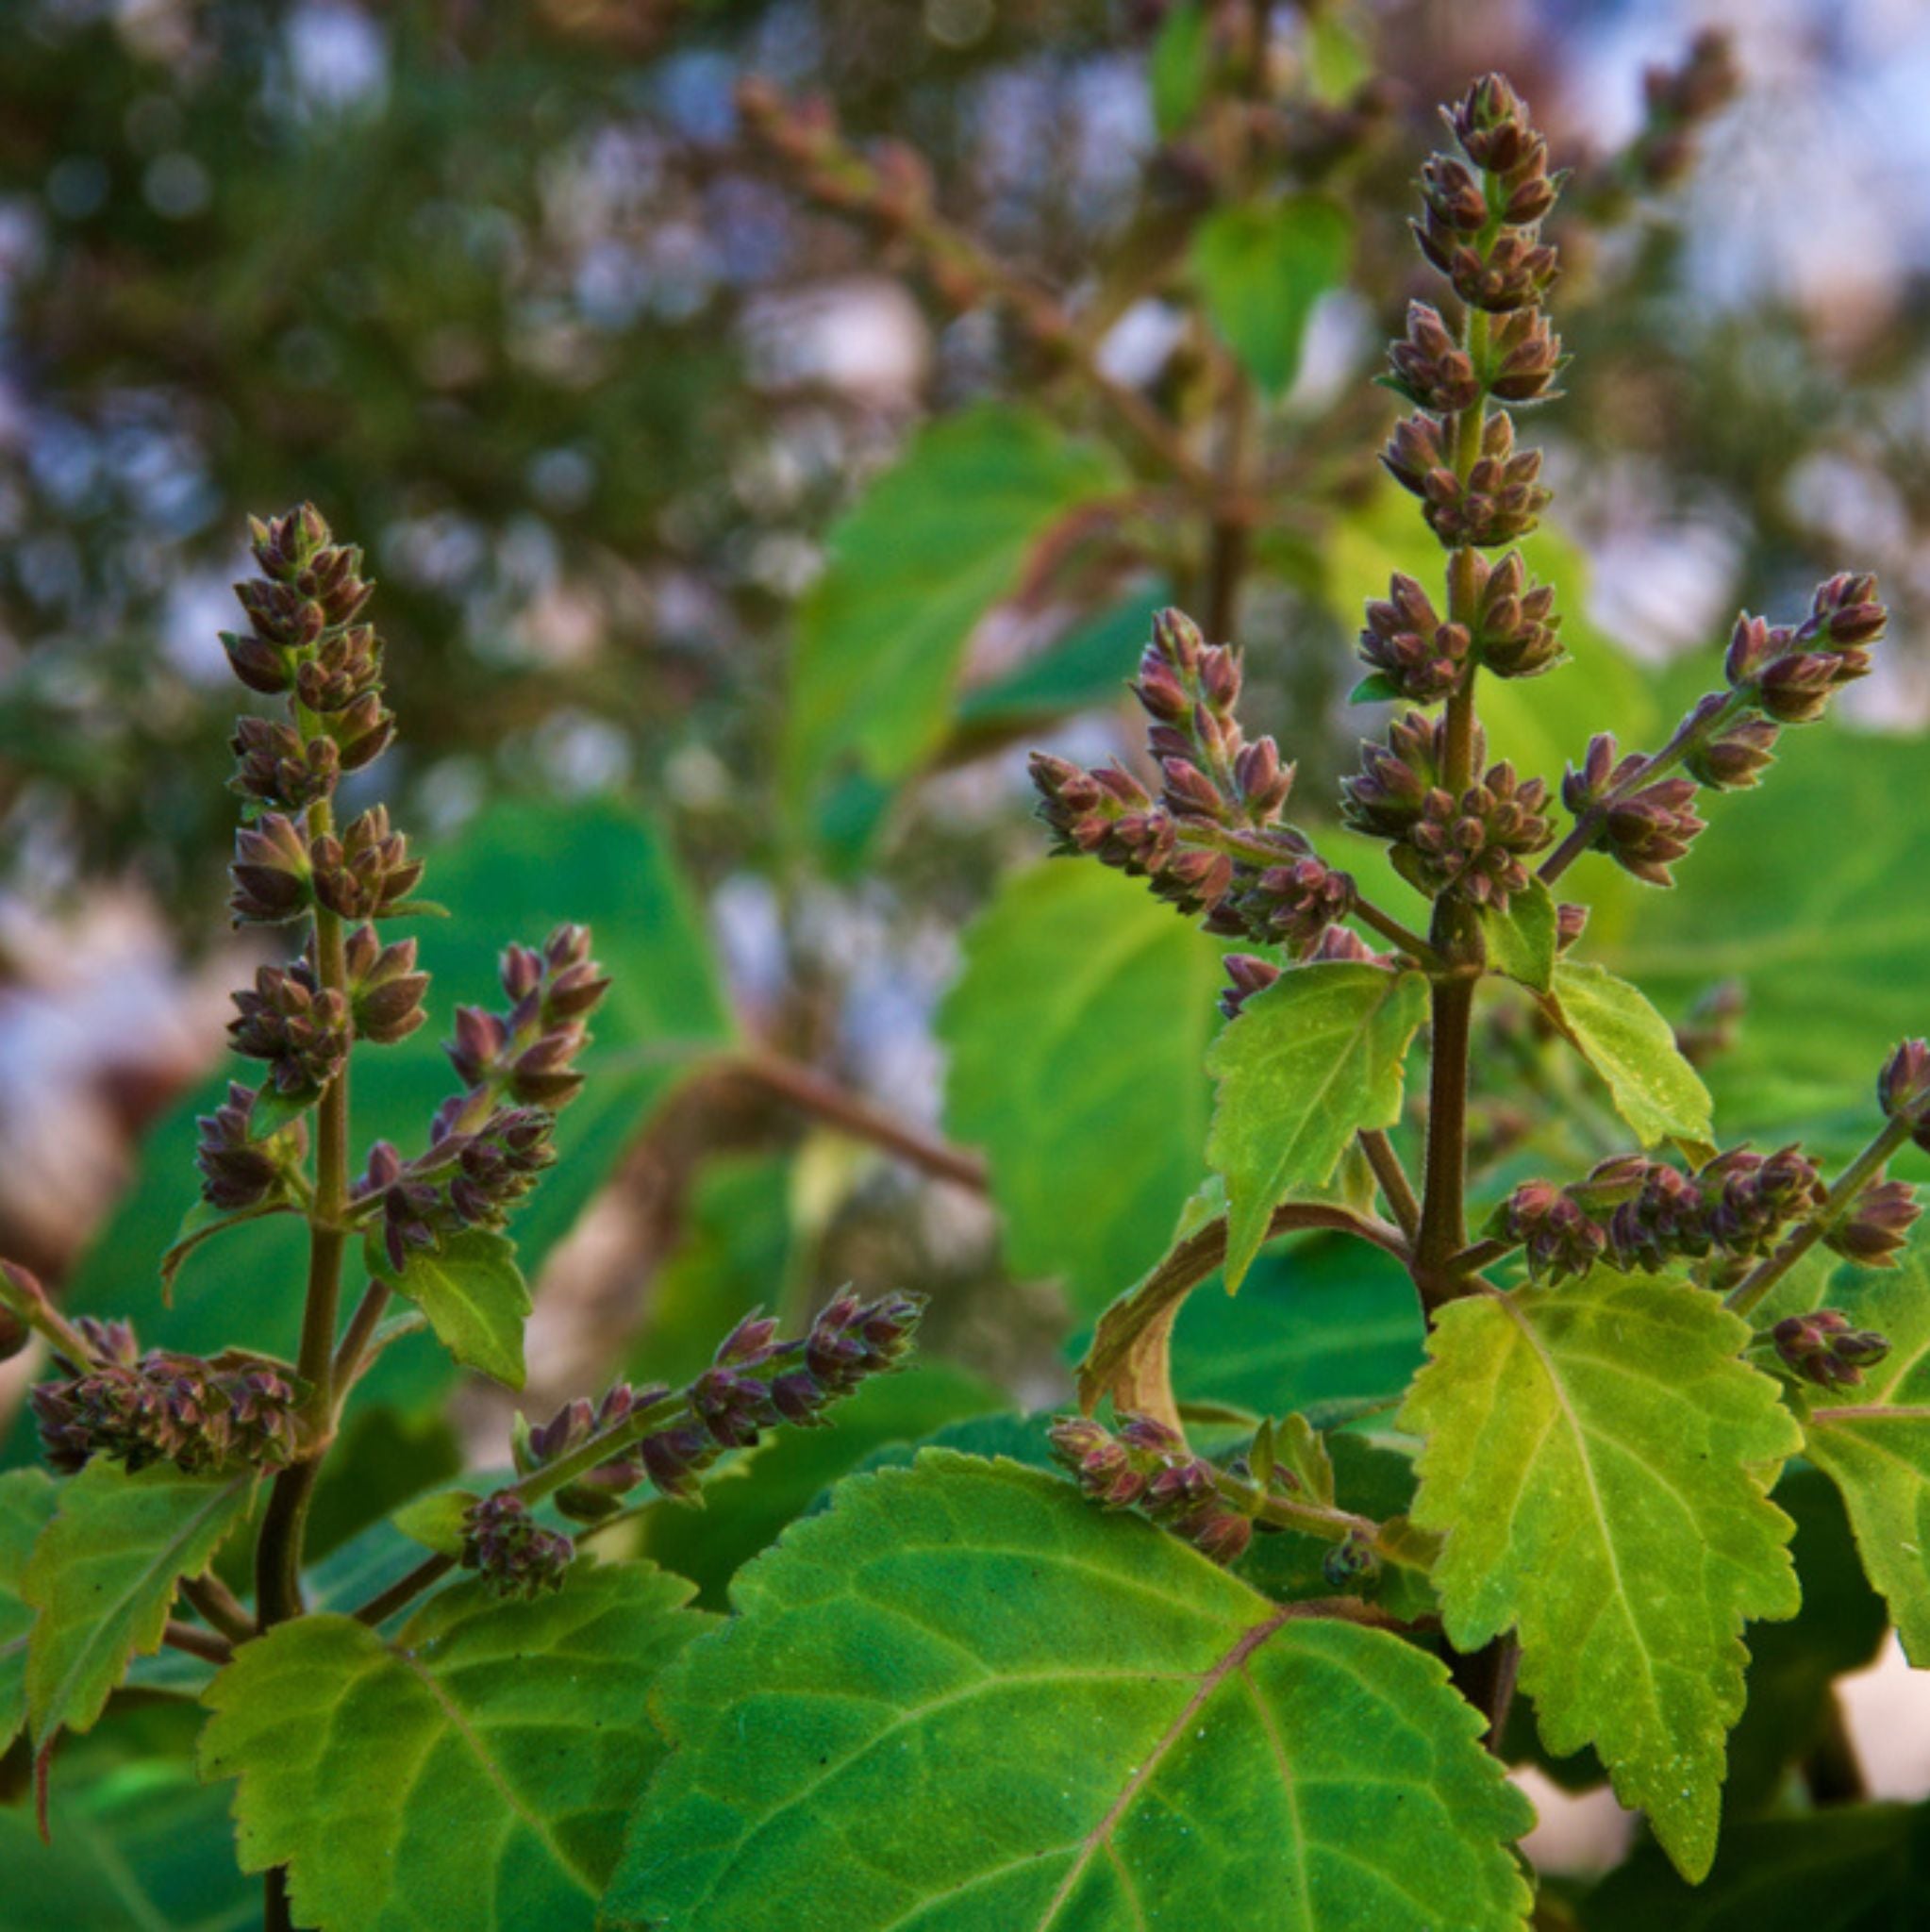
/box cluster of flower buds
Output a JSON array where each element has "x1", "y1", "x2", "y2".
[
  {"x1": 1562, "y1": 732, "x2": 1707, "y2": 887},
  {"x1": 228, "y1": 959, "x2": 350, "y2": 1108},
  {"x1": 1048, "y1": 1412, "x2": 1257, "y2": 1567},
  {"x1": 441, "y1": 924, "x2": 611, "y2": 1125},
  {"x1": 1358, "y1": 555, "x2": 1562, "y2": 703},
  {"x1": 355, "y1": 1108, "x2": 557, "y2": 1274},
  {"x1": 1499, "y1": 1143, "x2": 1920, "y2": 1287},
  {"x1": 1342, "y1": 710, "x2": 1553, "y2": 911},
  {"x1": 343, "y1": 924, "x2": 428, "y2": 1046},
  {"x1": 1032, "y1": 608, "x2": 1375, "y2": 958},
  {"x1": 310, "y1": 806, "x2": 424, "y2": 922},
  {"x1": 194, "y1": 1082, "x2": 310, "y2": 1210},
  {"x1": 1771, "y1": 1310, "x2": 1891, "y2": 1391},
  {"x1": 1627, "y1": 30, "x2": 1740, "y2": 192},
  {"x1": 1385, "y1": 75, "x2": 1563, "y2": 551},
  {"x1": 1879, "y1": 1041, "x2": 1930, "y2": 1149},
  {"x1": 1724, "y1": 575, "x2": 1887, "y2": 724},
  {"x1": 458, "y1": 1492, "x2": 574, "y2": 1599},
  {"x1": 516, "y1": 1292, "x2": 925, "y2": 1523},
  {"x1": 30, "y1": 1320, "x2": 299, "y2": 1476}
]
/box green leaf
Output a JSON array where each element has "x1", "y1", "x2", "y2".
[
  {"x1": 1582, "y1": 1801, "x2": 1930, "y2": 1931},
  {"x1": 366, "y1": 1225, "x2": 531, "y2": 1390},
  {"x1": 1190, "y1": 196, "x2": 1352, "y2": 397},
  {"x1": 159, "y1": 1197, "x2": 292, "y2": 1302},
  {"x1": 391, "y1": 1489, "x2": 477, "y2": 1557},
  {"x1": 639, "y1": 1359, "x2": 1003, "y2": 1608},
  {"x1": 607, "y1": 1452, "x2": 1534, "y2": 1931},
  {"x1": 200, "y1": 1562, "x2": 712, "y2": 1932},
  {"x1": 14, "y1": 799, "x2": 731, "y2": 1451},
  {"x1": 1781, "y1": 1251, "x2": 1930, "y2": 1662},
  {"x1": 0, "y1": 1748, "x2": 258, "y2": 1930},
  {"x1": 24, "y1": 1461, "x2": 253, "y2": 1783},
  {"x1": 1150, "y1": 0, "x2": 1209, "y2": 136},
  {"x1": 1206, "y1": 962, "x2": 1426, "y2": 1289},
  {"x1": 955, "y1": 585, "x2": 1168, "y2": 731},
  {"x1": 940, "y1": 861, "x2": 1230, "y2": 1313},
  {"x1": 784, "y1": 405, "x2": 1126, "y2": 812},
  {"x1": 1482, "y1": 878, "x2": 1557, "y2": 992},
  {"x1": 247, "y1": 1080, "x2": 316, "y2": 1141},
  {"x1": 1400, "y1": 1271, "x2": 1802, "y2": 1880},
  {"x1": 1, "y1": 1467, "x2": 59, "y2": 1751},
  {"x1": 1543, "y1": 958, "x2": 1713, "y2": 1147}
]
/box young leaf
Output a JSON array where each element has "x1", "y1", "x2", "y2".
[
  {"x1": 607, "y1": 1452, "x2": 1534, "y2": 1931},
  {"x1": 1780, "y1": 1253, "x2": 1930, "y2": 1661},
  {"x1": 1542, "y1": 959, "x2": 1714, "y2": 1147},
  {"x1": 24, "y1": 1461, "x2": 254, "y2": 1793},
  {"x1": 940, "y1": 861, "x2": 1229, "y2": 1313},
  {"x1": 1400, "y1": 1271, "x2": 1802, "y2": 1880},
  {"x1": 784, "y1": 405, "x2": 1126, "y2": 812},
  {"x1": 1482, "y1": 878, "x2": 1557, "y2": 992},
  {"x1": 1206, "y1": 962, "x2": 1427, "y2": 1289},
  {"x1": 366, "y1": 1225, "x2": 532, "y2": 1390},
  {"x1": 1, "y1": 1468, "x2": 59, "y2": 1751},
  {"x1": 200, "y1": 1562, "x2": 712, "y2": 1932},
  {"x1": 1190, "y1": 197, "x2": 1353, "y2": 397}
]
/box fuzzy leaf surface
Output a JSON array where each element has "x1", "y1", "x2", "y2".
[
  {"x1": 366, "y1": 1225, "x2": 531, "y2": 1390},
  {"x1": 1190, "y1": 196, "x2": 1352, "y2": 395},
  {"x1": 784, "y1": 405, "x2": 1125, "y2": 808},
  {"x1": 0, "y1": 1467, "x2": 58, "y2": 1750},
  {"x1": 1482, "y1": 878, "x2": 1557, "y2": 992},
  {"x1": 1783, "y1": 1252, "x2": 1930, "y2": 1662},
  {"x1": 1400, "y1": 1271, "x2": 1802, "y2": 1879},
  {"x1": 1543, "y1": 959, "x2": 1713, "y2": 1147},
  {"x1": 25, "y1": 1461, "x2": 253, "y2": 1772},
  {"x1": 1206, "y1": 962, "x2": 1426, "y2": 1289},
  {"x1": 941, "y1": 862, "x2": 1229, "y2": 1312},
  {"x1": 199, "y1": 1561, "x2": 711, "y2": 1932},
  {"x1": 608, "y1": 1451, "x2": 1533, "y2": 1932}
]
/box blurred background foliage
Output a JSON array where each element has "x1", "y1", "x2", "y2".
[{"x1": 6, "y1": 0, "x2": 1930, "y2": 1891}]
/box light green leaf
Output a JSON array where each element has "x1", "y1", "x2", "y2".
[
  {"x1": 607, "y1": 1452, "x2": 1534, "y2": 1931},
  {"x1": 199, "y1": 1562, "x2": 712, "y2": 1932},
  {"x1": 25, "y1": 1461, "x2": 253, "y2": 1779},
  {"x1": 1544, "y1": 958, "x2": 1713, "y2": 1147},
  {"x1": 391, "y1": 1489, "x2": 477, "y2": 1557},
  {"x1": 1, "y1": 1467, "x2": 59, "y2": 1751},
  {"x1": 784, "y1": 405, "x2": 1126, "y2": 810},
  {"x1": 1483, "y1": 878, "x2": 1557, "y2": 992},
  {"x1": 1781, "y1": 1251, "x2": 1930, "y2": 1663},
  {"x1": 1582, "y1": 1801, "x2": 1930, "y2": 1931},
  {"x1": 1191, "y1": 196, "x2": 1352, "y2": 397},
  {"x1": 1206, "y1": 962, "x2": 1427, "y2": 1289},
  {"x1": 366, "y1": 1225, "x2": 531, "y2": 1390},
  {"x1": 1401, "y1": 1271, "x2": 1802, "y2": 1880},
  {"x1": 940, "y1": 861, "x2": 1230, "y2": 1312}
]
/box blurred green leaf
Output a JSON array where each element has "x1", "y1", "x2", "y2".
[
  {"x1": 1150, "y1": 0, "x2": 1210, "y2": 136},
  {"x1": 784, "y1": 405, "x2": 1127, "y2": 818},
  {"x1": 1, "y1": 1467, "x2": 59, "y2": 1752},
  {"x1": 940, "y1": 862, "x2": 1228, "y2": 1313},
  {"x1": 955, "y1": 584, "x2": 1168, "y2": 730},
  {"x1": 1191, "y1": 196, "x2": 1352, "y2": 397}
]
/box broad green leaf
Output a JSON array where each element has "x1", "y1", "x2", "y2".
[
  {"x1": 784, "y1": 405, "x2": 1126, "y2": 809},
  {"x1": 1544, "y1": 958, "x2": 1713, "y2": 1147},
  {"x1": 1190, "y1": 196, "x2": 1352, "y2": 397},
  {"x1": 1150, "y1": 0, "x2": 1209, "y2": 135},
  {"x1": 1597, "y1": 720, "x2": 1930, "y2": 1152},
  {"x1": 25, "y1": 1460, "x2": 253, "y2": 1778},
  {"x1": 9, "y1": 799, "x2": 731, "y2": 1460},
  {"x1": 940, "y1": 862, "x2": 1229, "y2": 1313},
  {"x1": 1782, "y1": 1251, "x2": 1930, "y2": 1662},
  {"x1": 1482, "y1": 878, "x2": 1556, "y2": 992},
  {"x1": 1206, "y1": 962, "x2": 1427, "y2": 1289},
  {"x1": 367, "y1": 1225, "x2": 531, "y2": 1389},
  {"x1": 0, "y1": 1748, "x2": 258, "y2": 1930},
  {"x1": 1401, "y1": 1271, "x2": 1802, "y2": 1879},
  {"x1": 1, "y1": 1466, "x2": 58, "y2": 1749},
  {"x1": 954, "y1": 585, "x2": 1168, "y2": 731},
  {"x1": 200, "y1": 1562, "x2": 711, "y2": 1932},
  {"x1": 640, "y1": 1359, "x2": 1003, "y2": 1607},
  {"x1": 607, "y1": 1452, "x2": 1534, "y2": 1931},
  {"x1": 1583, "y1": 1801, "x2": 1930, "y2": 1931}
]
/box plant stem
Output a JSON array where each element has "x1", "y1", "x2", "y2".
[
  {"x1": 1358, "y1": 1130, "x2": 1421, "y2": 1241},
  {"x1": 180, "y1": 1573, "x2": 255, "y2": 1646},
  {"x1": 1448, "y1": 1633, "x2": 1520, "y2": 1753},
  {"x1": 162, "y1": 1621, "x2": 233, "y2": 1666},
  {"x1": 1724, "y1": 1113, "x2": 1911, "y2": 1319},
  {"x1": 731, "y1": 1050, "x2": 989, "y2": 1191}
]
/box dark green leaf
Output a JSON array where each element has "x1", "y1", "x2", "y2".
[
  {"x1": 1150, "y1": 0, "x2": 1209, "y2": 136},
  {"x1": 1, "y1": 1467, "x2": 59, "y2": 1751},
  {"x1": 955, "y1": 586, "x2": 1168, "y2": 730}
]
